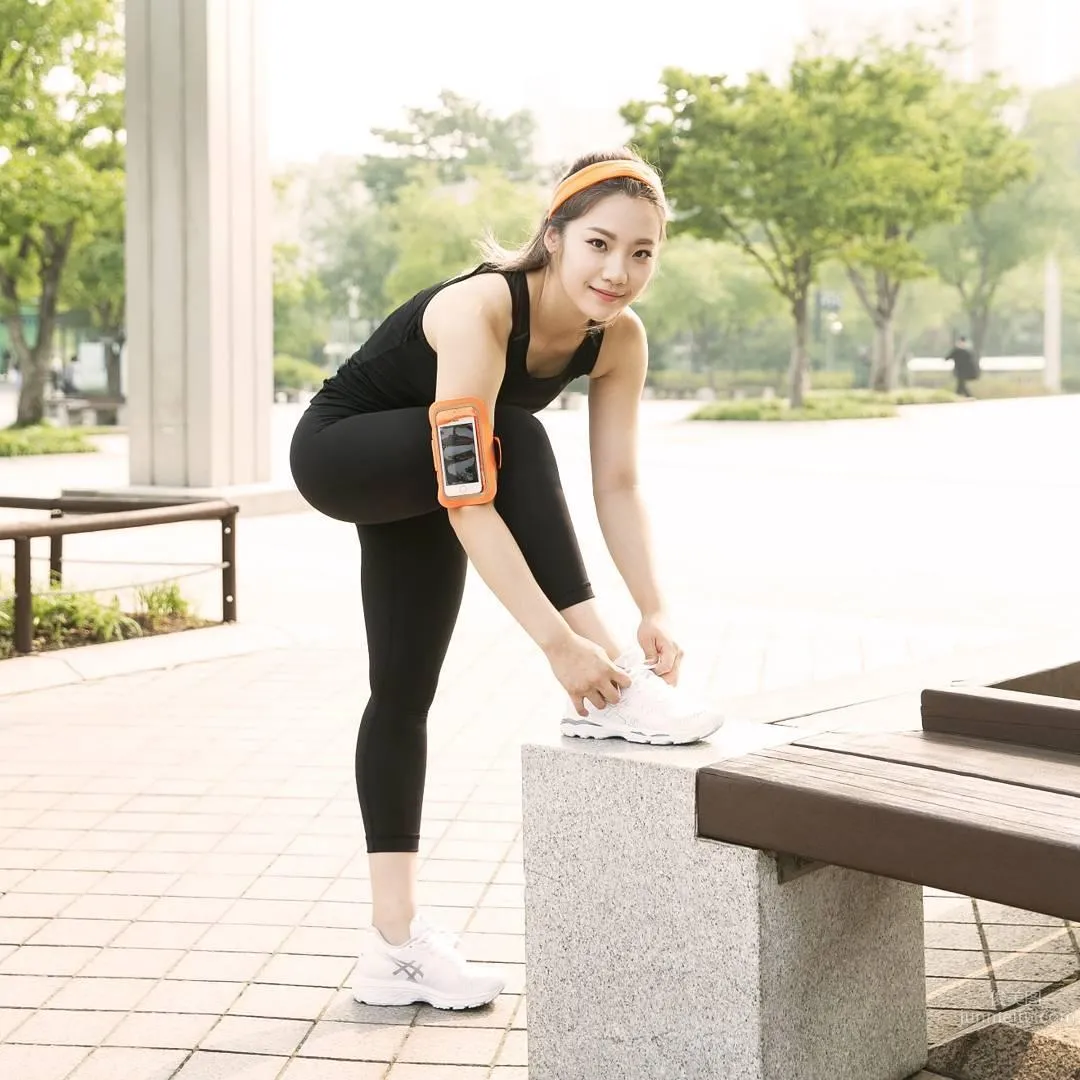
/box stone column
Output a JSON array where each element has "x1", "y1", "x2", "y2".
[{"x1": 125, "y1": 0, "x2": 272, "y2": 489}]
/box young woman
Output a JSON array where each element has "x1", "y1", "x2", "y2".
[{"x1": 289, "y1": 146, "x2": 723, "y2": 1011}]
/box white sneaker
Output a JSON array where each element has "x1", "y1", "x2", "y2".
[
  {"x1": 351, "y1": 914, "x2": 505, "y2": 1010},
  {"x1": 560, "y1": 650, "x2": 724, "y2": 745}
]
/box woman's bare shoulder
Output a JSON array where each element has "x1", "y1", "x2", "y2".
[
  {"x1": 423, "y1": 271, "x2": 514, "y2": 346},
  {"x1": 591, "y1": 307, "x2": 648, "y2": 379}
]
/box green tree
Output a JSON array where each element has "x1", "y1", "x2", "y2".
[
  {"x1": 626, "y1": 59, "x2": 876, "y2": 406},
  {"x1": 361, "y1": 91, "x2": 539, "y2": 206},
  {"x1": 1023, "y1": 79, "x2": 1080, "y2": 256},
  {"x1": 376, "y1": 164, "x2": 542, "y2": 311},
  {"x1": 0, "y1": 0, "x2": 124, "y2": 426},
  {"x1": 273, "y1": 242, "x2": 330, "y2": 363},
  {"x1": 636, "y1": 236, "x2": 786, "y2": 374},
  {"x1": 920, "y1": 79, "x2": 1039, "y2": 359},
  {"x1": 60, "y1": 164, "x2": 124, "y2": 394},
  {"x1": 836, "y1": 42, "x2": 978, "y2": 390},
  {"x1": 312, "y1": 206, "x2": 397, "y2": 332}
]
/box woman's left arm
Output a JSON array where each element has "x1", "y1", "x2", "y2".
[{"x1": 587, "y1": 313, "x2": 683, "y2": 682}]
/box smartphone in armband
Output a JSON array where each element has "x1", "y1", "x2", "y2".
[
  {"x1": 436, "y1": 416, "x2": 483, "y2": 498},
  {"x1": 429, "y1": 397, "x2": 501, "y2": 508}
]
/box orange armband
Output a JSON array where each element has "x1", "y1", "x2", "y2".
[{"x1": 429, "y1": 397, "x2": 501, "y2": 509}]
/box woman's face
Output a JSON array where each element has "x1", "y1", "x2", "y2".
[{"x1": 547, "y1": 193, "x2": 663, "y2": 321}]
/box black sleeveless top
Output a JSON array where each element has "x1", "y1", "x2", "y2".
[{"x1": 311, "y1": 265, "x2": 603, "y2": 418}]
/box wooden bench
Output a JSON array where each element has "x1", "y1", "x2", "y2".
[
  {"x1": 697, "y1": 661, "x2": 1080, "y2": 922},
  {"x1": 521, "y1": 645, "x2": 1080, "y2": 1080}
]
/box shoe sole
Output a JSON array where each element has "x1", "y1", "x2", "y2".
[
  {"x1": 352, "y1": 979, "x2": 503, "y2": 1010},
  {"x1": 560, "y1": 714, "x2": 724, "y2": 746}
]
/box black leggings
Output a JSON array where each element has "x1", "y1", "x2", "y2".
[{"x1": 289, "y1": 404, "x2": 593, "y2": 852}]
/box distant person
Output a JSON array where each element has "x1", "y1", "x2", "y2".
[
  {"x1": 946, "y1": 335, "x2": 978, "y2": 398},
  {"x1": 289, "y1": 147, "x2": 723, "y2": 1011}
]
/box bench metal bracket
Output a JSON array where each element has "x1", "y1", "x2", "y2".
[{"x1": 771, "y1": 852, "x2": 826, "y2": 884}]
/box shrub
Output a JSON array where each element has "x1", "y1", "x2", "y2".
[
  {"x1": 1, "y1": 579, "x2": 205, "y2": 659},
  {"x1": 692, "y1": 393, "x2": 898, "y2": 422},
  {"x1": 0, "y1": 425, "x2": 96, "y2": 457},
  {"x1": 274, "y1": 355, "x2": 327, "y2": 392}
]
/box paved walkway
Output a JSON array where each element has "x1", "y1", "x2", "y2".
[{"x1": 2, "y1": 393, "x2": 1079, "y2": 1077}]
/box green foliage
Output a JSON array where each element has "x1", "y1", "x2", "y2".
[
  {"x1": 1010, "y1": 80, "x2": 1080, "y2": 253},
  {"x1": 301, "y1": 160, "x2": 397, "y2": 329},
  {"x1": 624, "y1": 39, "x2": 1038, "y2": 404},
  {"x1": 135, "y1": 583, "x2": 191, "y2": 632},
  {"x1": 273, "y1": 355, "x2": 326, "y2": 392},
  {"x1": 636, "y1": 237, "x2": 787, "y2": 373},
  {"x1": 0, "y1": 578, "x2": 201, "y2": 659},
  {"x1": 360, "y1": 90, "x2": 540, "y2": 206},
  {"x1": 0, "y1": 425, "x2": 96, "y2": 456},
  {"x1": 273, "y1": 242, "x2": 329, "y2": 362},
  {"x1": 692, "y1": 394, "x2": 898, "y2": 422},
  {"x1": 0, "y1": 585, "x2": 140, "y2": 659},
  {"x1": 0, "y1": 0, "x2": 124, "y2": 426},
  {"x1": 919, "y1": 77, "x2": 1042, "y2": 356},
  {"x1": 625, "y1": 54, "x2": 913, "y2": 405},
  {"x1": 311, "y1": 163, "x2": 543, "y2": 322},
  {"x1": 690, "y1": 387, "x2": 956, "y2": 422},
  {"x1": 834, "y1": 40, "x2": 987, "y2": 390},
  {"x1": 380, "y1": 165, "x2": 542, "y2": 307},
  {"x1": 60, "y1": 164, "x2": 124, "y2": 335}
]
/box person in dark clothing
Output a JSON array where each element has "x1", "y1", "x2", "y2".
[
  {"x1": 288, "y1": 147, "x2": 723, "y2": 1010},
  {"x1": 946, "y1": 335, "x2": 978, "y2": 397}
]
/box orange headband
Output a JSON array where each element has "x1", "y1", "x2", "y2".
[{"x1": 548, "y1": 159, "x2": 663, "y2": 218}]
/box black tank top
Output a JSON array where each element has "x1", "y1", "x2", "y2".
[{"x1": 311, "y1": 265, "x2": 603, "y2": 417}]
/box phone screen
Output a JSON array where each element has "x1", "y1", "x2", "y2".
[{"x1": 438, "y1": 419, "x2": 480, "y2": 488}]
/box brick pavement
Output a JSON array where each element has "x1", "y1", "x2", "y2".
[
  {"x1": 2, "y1": 636, "x2": 1076, "y2": 1077},
  {"x1": 3, "y1": 393, "x2": 1080, "y2": 1075}
]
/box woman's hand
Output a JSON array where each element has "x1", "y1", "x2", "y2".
[
  {"x1": 637, "y1": 613, "x2": 683, "y2": 686},
  {"x1": 545, "y1": 633, "x2": 632, "y2": 717}
]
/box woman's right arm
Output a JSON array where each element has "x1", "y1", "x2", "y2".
[
  {"x1": 424, "y1": 279, "x2": 573, "y2": 654},
  {"x1": 423, "y1": 279, "x2": 628, "y2": 713}
]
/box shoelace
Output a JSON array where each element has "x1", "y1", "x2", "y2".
[{"x1": 620, "y1": 661, "x2": 706, "y2": 719}]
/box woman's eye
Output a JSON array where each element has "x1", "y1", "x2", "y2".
[
  {"x1": 635, "y1": 250, "x2": 653, "y2": 259},
  {"x1": 587, "y1": 238, "x2": 606, "y2": 250}
]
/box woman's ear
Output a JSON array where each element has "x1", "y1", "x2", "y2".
[{"x1": 543, "y1": 225, "x2": 561, "y2": 257}]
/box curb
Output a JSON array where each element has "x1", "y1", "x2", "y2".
[{"x1": 0, "y1": 622, "x2": 292, "y2": 698}]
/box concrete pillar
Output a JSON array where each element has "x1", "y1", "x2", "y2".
[
  {"x1": 1044, "y1": 253, "x2": 1063, "y2": 393},
  {"x1": 125, "y1": 0, "x2": 272, "y2": 489}
]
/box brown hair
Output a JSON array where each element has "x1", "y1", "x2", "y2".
[{"x1": 478, "y1": 146, "x2": 668, "y2": 272}]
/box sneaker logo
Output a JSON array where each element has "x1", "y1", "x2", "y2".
[{"x1": 392, "y1": 960, "x2": 424, "y2": 982}]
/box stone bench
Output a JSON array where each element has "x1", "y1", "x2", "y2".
[
  {"x1": 44, "y1": 395, "x2": 125, "y2": 426},
  {"x1": 521, "y1": 641, "x2": 1080, "y2": 1080}
]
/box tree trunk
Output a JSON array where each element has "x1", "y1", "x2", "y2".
[
  {"x1": 970, "y1": 303, "x2": 991, "y2": 363},
  {"x1": 788, "y1": 292, "x2": 810, "y2": 408},
  {"x1": 14, "y1": 343, "x2": 51, "y2": 427},
  {"x1": 847, "y1": 265, "x2": 904, "y2": 392},
  {"x1": 868, "y1": 331, "x2": 885, "y2": 391},
  {"x1": 873, "y1": 316, "x2": 897, "y2": 392},
  {"x1": 13, "y1": 224, "x2": 74, "y2": 427},
  {"x1": 104, "y1": 339, "x2": 123, "y2": 399}
]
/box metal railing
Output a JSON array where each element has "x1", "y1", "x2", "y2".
[{"x1": 0, "y1": 495, "x2": 237, "y2": 656}]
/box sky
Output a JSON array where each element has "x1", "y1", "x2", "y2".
[{"x1": 264, "y1": 0, "x2": 1080, "y2": 168}]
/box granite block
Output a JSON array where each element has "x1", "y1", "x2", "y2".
[{"x1": 521, "y1": 723, "x2": 926, "y2": 1080}]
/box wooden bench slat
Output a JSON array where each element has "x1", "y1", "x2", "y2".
[
  {"x1": 697, "y1": 747, "x2": 1080, "y2": 920},
  {"x1": 792, "y1": 730, "x2": 1080, "y2": 800},
  {"x1": 996, "y1": 661, "x2": 1080, "y2": 701},
  {"x1": 733, "y1": 746, "x2": 1080, "y2": 832},
  {"x1": 922, "y1": 686, "x2": 1080, "y2": 752}
]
